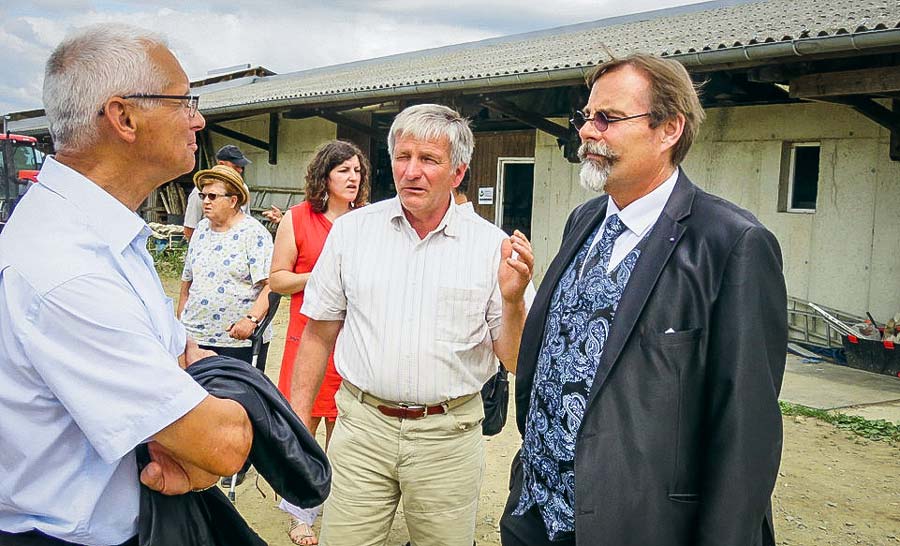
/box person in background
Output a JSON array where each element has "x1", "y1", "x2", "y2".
[
  {"x1": 178, "y1": 164, "x2": 274, "y2": 366},
  {"x1": 269, "y1": 140, "x2": 369, "y2": 545},
  {"x1": 183, "y1": 144, "x2": 251, "y2": 240},
  {"x1": 176, "y1": 164, "x2": 273, "y2": 488},
  {"x1": 0, "y1": 24, "x2": 251, "y2": 546}
]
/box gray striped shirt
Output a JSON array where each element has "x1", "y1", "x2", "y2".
[{"x1": 302, "y1": 196, "x2": 510, "y2": 404}]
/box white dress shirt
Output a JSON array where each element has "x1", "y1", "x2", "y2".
[
  {"x1": 0, "y1": 157, "x2": 208, "y2": 544},
  {"x1": 583, "y1": 168, "x2": 679, "y2": 275},
  {"x1": 302, "y1": 197, "x2": 516, "y2": 404}
]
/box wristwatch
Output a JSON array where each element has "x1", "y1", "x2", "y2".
[{"x1": 244, "y1": 314, "x2": 260, "y2": 325}]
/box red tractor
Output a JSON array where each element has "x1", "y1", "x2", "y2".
[{"x1": 1, "y1": 132, "x2": 45, "y2": 228}]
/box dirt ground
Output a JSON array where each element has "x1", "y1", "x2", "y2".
[{"x1": 161, "y1": 276, "x2": 900, "y2": 546}]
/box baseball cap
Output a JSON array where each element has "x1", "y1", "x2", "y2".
[{"x1": 215, "y1": 145, "x2": 252, "y2": 167}]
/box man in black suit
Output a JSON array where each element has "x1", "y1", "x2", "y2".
[{"x1": 500, "y1": 53, "x2": 787, "y2": 546}]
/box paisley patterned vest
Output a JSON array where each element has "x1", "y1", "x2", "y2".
[{"x1": 514, "y1": 214, "x2": 646, "y2": 540}]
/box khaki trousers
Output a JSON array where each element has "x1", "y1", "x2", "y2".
[{"x1": 319, "y1": 383, "x2": 485, "y2": 546}]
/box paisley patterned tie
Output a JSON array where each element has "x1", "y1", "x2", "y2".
[{"x1": 582, "y1": 213, "x2": 627, "y2": 275}]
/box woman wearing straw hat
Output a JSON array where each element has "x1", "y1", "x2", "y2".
[{"x1": 177, "y1": 164, "x2": 274, "y2": 371}]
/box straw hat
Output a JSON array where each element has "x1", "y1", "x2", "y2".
[{"x1": 193, "y1": 164, "x2": 249, "y2": 208}]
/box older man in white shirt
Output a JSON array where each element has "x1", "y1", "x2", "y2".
[
  {"x1": 0, "y1": 25, "x2": 251, "y2": 546},
  {"x1": 291, "y1": 104, "x2": 533, "y2": 546}
]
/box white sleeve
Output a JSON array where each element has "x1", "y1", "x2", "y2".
[
  {"x1": 300, "y1": 220, "x2": 347, "y2": 321},
  {"x1": 183, "y1": 188, "x2": 203, "y2": 229},
  {"x1": 19, "y1": 273, "x2": 207, "y2": 463}
]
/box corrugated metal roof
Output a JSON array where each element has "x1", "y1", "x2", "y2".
[{"x1": 199, "y1": 0, "x2": 900, "y2": 113}]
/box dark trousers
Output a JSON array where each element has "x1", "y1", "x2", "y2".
[
  {"x1": 500, "y1": 458, "x2": 576, "y2": 546},
  {"x1": 199, "y1": 342, "x2": 269, "y2": 374},
  {"x1": 0, "y1": 530, "x2": 137, "y2": 546}
]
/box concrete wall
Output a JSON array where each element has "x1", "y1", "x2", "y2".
[
  {"x1": 211, "y1": 114, "x2": 337, "y2": 211},
  {"x1": 531, "y1": 105, "x2": 900, "y2": 319}
]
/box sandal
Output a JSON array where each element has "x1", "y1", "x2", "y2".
[{"x1": 288, "y1": 518, "x2": 318, "y2": 545}]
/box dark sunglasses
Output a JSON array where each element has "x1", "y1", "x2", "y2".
[
  {"x1": 569, "y1": 110, "x2": 651, "y2": 132},
  {"x1": 198, "y1": 192, "x2": 235, "y2": 202}
]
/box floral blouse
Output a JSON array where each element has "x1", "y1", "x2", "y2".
[{"x1": 181, "y1": 215, "x2": 274, "y2": 347}]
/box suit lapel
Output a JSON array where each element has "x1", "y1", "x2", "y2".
[{"x1": 586, "y1": 173, "x2": 697, "y2": 408}]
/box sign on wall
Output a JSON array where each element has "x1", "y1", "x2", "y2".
[{"x1": 478, "y1": 187, "x2": 494, "y2": 205}]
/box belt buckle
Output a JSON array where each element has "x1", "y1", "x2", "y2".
[{"x1": 399, "y1": 402, "x2": 428, "y2": 419}]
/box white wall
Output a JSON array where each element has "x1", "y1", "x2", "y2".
[
  {"x1": 531, "y1": 104, "x2": 900, "y2": 319},
  {"x1": 211, "y1": 114, "x2": 337, "y2": 210}
]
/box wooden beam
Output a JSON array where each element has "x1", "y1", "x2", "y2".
[
  {"x1": 826, "y1": 97, "x2": 900, "y2": 129},
  {"x1": 268, "y1": 113, "x2": 279, "y2": 165},
  {"x1": 207, "y1": 123, "x2": 269, "y2": 152},
  {"x1": 820, "y1": 96, "x2": 900, "y2": 161},
  {"x1": 790, "y1": 67, "x2": 900, "y2": 99},
  {"x1": 892, "y1": 99, "x2": 900, "y2": 162},
  {"x1": 479, "y1": 97, "x2": 570, "y2": 140},
  {"x1": 317, "y1": 111, "x2": 385, "y2": 141}
]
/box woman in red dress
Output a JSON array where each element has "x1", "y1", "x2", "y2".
[{"x1": 269, "y1": 140, "x2": 369, "y2": 545}]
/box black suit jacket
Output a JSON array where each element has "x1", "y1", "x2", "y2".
[{"x1": 511, "y1": 171, "x2": 787, "y2": 546}]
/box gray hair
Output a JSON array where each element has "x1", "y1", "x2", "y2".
[
  {"x1": 387, "y1": 104, "x2": 474, "y2": 168},
  {"x1": 43, "y1": 23, "x2": 170, "y2": 153}
]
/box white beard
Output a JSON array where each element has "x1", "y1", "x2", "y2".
[
  {"x1": 578, "y1": 141, "x2": 617, "y2": 193},
  {"x1": 579, "y1": 160, "x2": 610, "y2": 193}
]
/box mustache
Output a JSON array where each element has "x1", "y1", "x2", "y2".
[{"x1": 578, "y1": 141, "x2": 618, "y2": 163}]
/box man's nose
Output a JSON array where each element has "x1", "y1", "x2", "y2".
[
  {"x1": 578, "y1": 121, "x2": 600, "y2": 142},
  {"x1": 404, "y1": 158, "x2": 423, "y2": 179},
  {"x1": 192, "y1": 111, "x2": 207, "y2": 131}
]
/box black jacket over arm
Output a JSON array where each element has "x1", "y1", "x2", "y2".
[
  {"x1": 512, "y1": 171, "x2": 787, "y2": 546},
  {"x1": 138, "y1": 355, "x2": 331, "y2": 546}
]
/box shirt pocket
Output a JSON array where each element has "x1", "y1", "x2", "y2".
[{"x1": 435, "y1": 287, "x2": 485, "y2": 342}]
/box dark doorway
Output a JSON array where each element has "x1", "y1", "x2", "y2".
[{"x1": 497, "y1": 159, "x2": 534, "y2": 239}]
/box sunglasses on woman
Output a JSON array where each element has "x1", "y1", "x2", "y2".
[{"x1": 198, "y1": 192, "x2": 235, "y2": 202}]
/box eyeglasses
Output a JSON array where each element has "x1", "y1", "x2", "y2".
[
  {"x1": 198, "y1": 192, "x2": 235, "y2": 202},
  {"x1": 569, "y1": 110, "x2": 651, "y2": 132},
  {"x1": 124, "y1": 94, "x2": 200, "y2": 117},
  {"x1": 98, "y1": 94, "x2": 201, "y2": 117}
]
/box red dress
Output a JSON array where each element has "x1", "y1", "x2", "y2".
[{"x1": 277, "y1": 201, "x2": 341, "y2": 418}]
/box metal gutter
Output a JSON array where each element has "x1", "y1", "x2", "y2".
[{"x1": 672, "y1": 28, "x2": 900, "y2": 67}]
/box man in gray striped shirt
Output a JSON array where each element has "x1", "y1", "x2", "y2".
[{"x1": 291, "y1": 104, "x2": 533, "y2": 546}]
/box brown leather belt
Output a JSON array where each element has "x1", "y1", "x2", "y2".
[{"x1": 343, "y1": 382, "x2": 477, "y2": 420}]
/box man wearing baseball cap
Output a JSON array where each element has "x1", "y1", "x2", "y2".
[{"x1": 183, "y1": 144, "x2": 252, "y2": 240}]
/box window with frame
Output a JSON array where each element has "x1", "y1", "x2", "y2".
[{"x1": 779, "y1": 142, "x2": 820, "y2": 213}]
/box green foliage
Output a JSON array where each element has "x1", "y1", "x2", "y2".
[
  {"x1": 151, "y1": 244, "x2": 187, "y2": 278},
  {"x1": 780, "y1": 401, "x2": 900, "y2": 443}
]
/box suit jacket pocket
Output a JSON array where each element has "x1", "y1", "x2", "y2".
[
  {"x1": 668, "y1": 493, "x2": 701, "y2": 504},
  {"x1": 644, "y1": 327, "x2": 703, "y2": 347}
]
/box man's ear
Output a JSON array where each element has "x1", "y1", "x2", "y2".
[
  {"x1": 451, "y1": 163, "x2": 469, "y2": 189},
  {"x1": 101, "y1": 98, "x2": 138, "y2": 144},
  {"x1": 660, "y1": 113, "x2": 685, "y2": 152}
]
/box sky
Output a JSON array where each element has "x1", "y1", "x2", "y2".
[{"x1": 1, "y1": 0, "x2": 711, "y2": 116}]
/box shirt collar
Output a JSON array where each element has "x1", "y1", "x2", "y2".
[
  {"x1": 389, "y1": 193, "x2": 459, "y2": 238},
  {"x1": 605, "y1": 167, "x2": 679, "y2": 238},
  {"x1": 38, "y1": 156, "x2": 148, "y2": 254}
]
